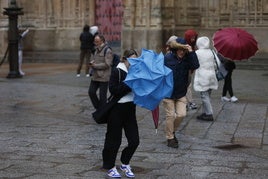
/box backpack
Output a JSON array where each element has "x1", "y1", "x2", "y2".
[{"x1": 104, "y1": 46, "x2": 120, "y2": 70}]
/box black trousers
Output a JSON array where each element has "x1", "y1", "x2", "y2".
[
  {"x1": 88, "y1": 81, "x2": 109, "y2": 110},
  {"x1": 77, "y1": 49, "x2": 91, "y2": 74},
  {"x1": 222, "y1": 71, "x2": 234, "y2": 97},
  {"x1": 102, "y1": 102, "x2": 139, "y2": 169}
]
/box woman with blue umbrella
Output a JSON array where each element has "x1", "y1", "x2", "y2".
[{"x1": 102, "y1": 49, "x2": 139, "y2": 178}]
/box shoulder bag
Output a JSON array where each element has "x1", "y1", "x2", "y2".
[
  {"x1": 211, "y1": 50, "x2": 227, "y2": 81},
  {"x1": 92, "y1": 68, "x2": 121, "y2": 124}
]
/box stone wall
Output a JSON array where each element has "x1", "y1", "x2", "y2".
[
  {"x1": 123, "y1": 0, "x2": 268, "y2": 53},
  {"x1": 1, "y1": 0, "x2": 268, "y2": 59}
]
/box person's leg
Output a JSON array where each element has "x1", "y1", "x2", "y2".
[
  {"x1": 18, "y1": 50, "x2": 24, "y2": 75},
  {"x1": 99, "y1": 82, "x2": 109, "y2": 108},
  {"x1": 102, "y1": 104, "x2": 123, "y2": 169},
  {"x1": 85, "y1": 50, "x2": 91, "y2": 76},
  {"x1": 163, "y1": 99, "x2": 176, "y2": 140},
  {"x1": 200, "y1": 90, "x2": 213, "y2": 115},
  {"x1": 77, "y1": 50, "x2": 85, "y2": 75},
  {"x1": 198, "y1": 90, "x2": 214, "y2": 121},
  {"x1": 120, "y1": 102, "x2": 139, "y2": 165},
  {"x1": 174, "y1": 96, "x2": 187, "y2": 131},
  {"x1": 88, "y1": 81, "x2": 100, "y2": 109},
  {"x1": 226, "y1": 72, "x2": 233, "y2": 97}
]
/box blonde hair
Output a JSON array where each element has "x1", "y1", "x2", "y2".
[{"x1": 169, "y1": 41, "x2": 188, "y2": 50}]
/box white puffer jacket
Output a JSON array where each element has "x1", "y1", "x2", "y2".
[{"x1": 193, "y1": 36, "x2": 218, "y2": 92}]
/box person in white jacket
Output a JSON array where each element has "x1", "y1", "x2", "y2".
[{"x1": 193, "y1": 36, "x2": 219, "y2": 121}]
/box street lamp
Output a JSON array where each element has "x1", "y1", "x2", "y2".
[{"x1": 3, "y1": 0, "x2": 24, "y2": 78}]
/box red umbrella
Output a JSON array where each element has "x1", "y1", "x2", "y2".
[
  {"x1": 213, "y1": 27, "x2": 258, "y2": 60},
  {"x1": 151, "y1": 105, "x2": 159, "y2": 133}
]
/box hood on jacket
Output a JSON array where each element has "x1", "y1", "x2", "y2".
[
  {"x1": 196, "y1": 36, "x2": 210, "y2": 49},
  {"x1": 184, "y1": 29, "x2": 198, "y2": 46}
]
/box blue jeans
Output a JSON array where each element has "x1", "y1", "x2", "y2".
[{"x1": 200, "y1": 89, "x2": 213, "y2": 115}]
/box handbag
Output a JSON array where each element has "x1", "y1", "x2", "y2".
[
  {"x1": 211, "y1": 50, "x2": 227, "y2": 81},
  {"x1": 92, "y1": 95, "x2": 120, "y2": 124},
  {"x1": 91, "y1": 68, "x2": 121, "y2": 124}
]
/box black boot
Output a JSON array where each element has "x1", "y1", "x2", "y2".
[
  {"x1": 197, "y1": 114, "x2": 214, "y2": 121},
  {"x1": 167, "y1": 138, "x2": 178, "y2": 148}
]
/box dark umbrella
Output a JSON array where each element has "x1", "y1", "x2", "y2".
[
  {"x1": 213, "y1": 27, "x2": 258, "y2": 60},
  {"x1": 151, "y1": 106, "x2": 159, "y2": 133}
]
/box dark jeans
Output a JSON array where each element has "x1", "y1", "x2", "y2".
[
  {"x1": 102, "y1": 102, "x2": 139, "y2": 169},
  {"x1": 77, "y1": 49, "x2": 91, "y2": 74},
  {"x1": 222, "y1": 72, "x2": 233, "y2": 97},
  {"x1": 88, "y1": 81, "x2": 109, "y2": 110}
]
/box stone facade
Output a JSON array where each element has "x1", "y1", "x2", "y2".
[
  {"x1": 1, "y1": 0, "x2": 268, "y2": 59},
  {"x1": 123, "y1": 0, "x2": 268, "y2": 53}
]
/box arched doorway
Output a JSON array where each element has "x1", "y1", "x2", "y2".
[{"x1": 95, "y1": 0, "x2": 123, "y2": 46}]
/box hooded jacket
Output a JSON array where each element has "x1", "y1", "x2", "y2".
[
  {"x1": 193, "y1": 36, "x2": 218, "y2": 92},
  {"x1": 184, "y1": 29, "x2": 198, "y2": 50}
]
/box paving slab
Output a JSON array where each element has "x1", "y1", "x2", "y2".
[{"x1": 0, "y1": 63, "x2": 268, "y2": 179}]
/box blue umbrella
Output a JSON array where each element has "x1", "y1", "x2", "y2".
[{"x1": 124, "y1": 48, "x2": 173, "y2": 110}]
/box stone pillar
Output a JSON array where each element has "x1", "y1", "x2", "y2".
[
  {"x1": 3, "y1": 0, "x2": 24, "y2": 78},
  {"x1": 122, "y1": 0, "x2": 163, "y2": 53}
]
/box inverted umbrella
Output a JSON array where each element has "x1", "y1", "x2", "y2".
[
  {"x1": 213, "y1": 27, "x2": 258, "y2": 60},
  {"x1": 124, "y1": 48, "x2": 173, "y2": 111}
]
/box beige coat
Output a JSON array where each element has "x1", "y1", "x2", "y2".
[{"x1": 91, "y1": 44, "x2": 113, "y2": 82}]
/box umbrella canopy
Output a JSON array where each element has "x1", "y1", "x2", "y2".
[
  {"x1": 124, "y1": 48, "x2": 173, "y2": 111},
  {"x1": 213, "y1": 27, "x2": 258, "y2": 60}
]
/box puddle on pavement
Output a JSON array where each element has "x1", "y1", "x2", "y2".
[{"x1": 213, "y1": 144, "x2": 246, "y2": 150}]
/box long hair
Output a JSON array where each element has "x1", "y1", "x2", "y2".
[{"x1": 121, "y1": 49, "x2": 138, "y2": 62}]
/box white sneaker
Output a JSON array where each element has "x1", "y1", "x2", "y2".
[
  {"x1": 120, "y1": 164, "x2": 135, "y2": 178},
  {"x1": 76, "y1": 74, "x2": 80, "y2": 77},
  {"x1": 230, "y1": 96, "x2": 238, "y2": 102},
  {"x1": 86, "y1": 74, "x2": 90, "y2": 77},
  {"x1": 107, "y1": 167, "x2": 121, "y2": 178},
  {"x1": 221, "y1": 96, "x2": 230, "y2": 102},
  {"x1": 19, "y1": 71, "x2": 25, "y2": 76}
]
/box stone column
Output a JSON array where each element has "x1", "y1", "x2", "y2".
[
  {"x1": 122, "y1": 0, "x2": 163, "y2": 53},
  {"x1": 3, "y1": 0, "x2": 24, "y2": 78}
]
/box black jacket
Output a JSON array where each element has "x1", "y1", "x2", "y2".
[
  {"x1": 109, "y1": 67, "x2": 132, "y2": 99},
  {"x1": 80, "y1": 31, "x2": 94, "y2": 50},
  {"x1": 164, "y1": 51, "x2": 199, "y2": 99}
]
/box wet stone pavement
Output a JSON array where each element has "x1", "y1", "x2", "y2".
[{"x1": 0, "y1": 63, "x2": 268, "y2": 179}]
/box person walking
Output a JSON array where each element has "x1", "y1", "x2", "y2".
[
  {"x1": 184, "y1": 29, "x2": 199, "y2": 110},
  {"x1": 193, "y1": 36, "x2": 219, "y2": 121},
  {"x1": 163, "y1": 38, "x2": 199, "y2": 148},
  {"x1": 76, "y1": 25, "x2": 94, "y2": 77},
  {"x1": 88, "y1": 35, "x2": 113, "y2": 110},
  {"x1": 18, "y1": 28, "x2": 29, "y2": 76},
  {"x1": 219, "y1": 53, "x2": 238, "y2": 102},
  {"x1": 102, "y1": 49, "x2": 139, "y2": 178}
]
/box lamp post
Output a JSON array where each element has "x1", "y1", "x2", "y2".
[{"x1": 3, "y1": 0, "x2": 24, "y2": 78}]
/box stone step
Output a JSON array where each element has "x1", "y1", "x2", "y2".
[
  {"x1": 236, "y1": 57, "x2": 268, "y2": 70},
  {"x1": 23, "y1": 44, "x2": 122, "y2": 63},
  {"x1": 23, "y1": 50, "x2": 268, "y2": 70},
  {"x1": 24, "y1": 51, "x2": 79, "y2": 63}
]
